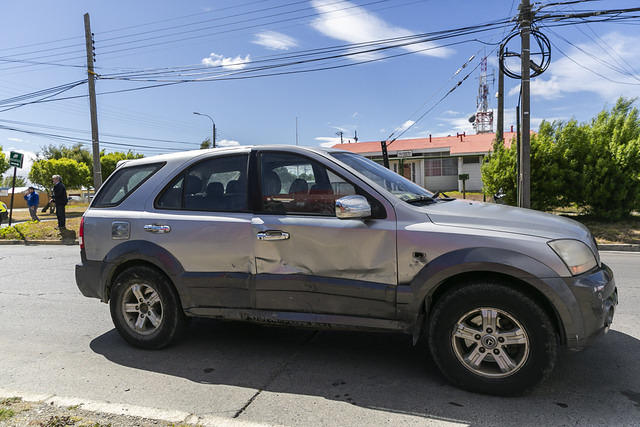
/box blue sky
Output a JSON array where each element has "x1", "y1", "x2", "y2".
[{"x1": 1, "y1": 0, "x2": 640, "y2": 177}]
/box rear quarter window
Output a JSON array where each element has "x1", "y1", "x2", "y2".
[{"x1": 92, "y1": 163, "x2": 164, "y2": 208}]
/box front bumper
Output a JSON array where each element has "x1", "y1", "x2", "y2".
[{"x1": 563, "y1": 263, "x2": 617, "y2": 350}]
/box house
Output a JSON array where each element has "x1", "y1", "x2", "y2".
[{"x1": 332, "y1": 131, "x2": 515, "y2": 192}]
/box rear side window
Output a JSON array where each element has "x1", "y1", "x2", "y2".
[
  {"x1": 92, "y1": 163, "x2": 164, "y2": 208},
  {"x1": 156, "y1": 154, "x2": 248, "y2": 212}
]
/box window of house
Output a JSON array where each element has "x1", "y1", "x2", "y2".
[
  {"x1": 463, "y1": 156, "x2": 480, "y2": 164},
  {"x1": 425, "y1": 157, "x2": 458, "y2": 177}
]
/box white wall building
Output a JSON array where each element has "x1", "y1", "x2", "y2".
[{"x1": 332, "y1": 132, "x2": 515, "y2": 192}]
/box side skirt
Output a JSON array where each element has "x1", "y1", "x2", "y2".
[{"x1": 185, "y1": 307, "x2": 412, "y2": 333}]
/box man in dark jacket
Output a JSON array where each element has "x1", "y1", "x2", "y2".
[
  {"x1": 51, "y1": 175, "x2": 67, "y2": 229},
  {"x1": 24, "y1": 187, "x2": 40, "y2": 222}
]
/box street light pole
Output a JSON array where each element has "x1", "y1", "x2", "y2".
[{"x1": 193, "y1": 112, "x2": 216, "y2": 148}]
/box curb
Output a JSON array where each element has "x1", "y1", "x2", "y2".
[
  {"x1": 0, "y1": 240, "x2": 78, "y2": 245},
  {"x1": 598, "y1": 244, "x2": 640, "y2": 252},
  {"x1": 0, "y1": 388, "x2": 274, "y2": 427}
]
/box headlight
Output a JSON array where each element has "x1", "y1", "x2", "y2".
[{"x1": 548, "y1": 239, "x2": 597, "y2": 276}]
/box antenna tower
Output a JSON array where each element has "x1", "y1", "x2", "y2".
[{"x1": 474, "y1": 56, "x2": 494, "y2": 133}]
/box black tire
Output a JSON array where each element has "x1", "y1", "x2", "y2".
[
  {"x1": 428, "y1": 281, "x2": 557, "y2": 396},
  {"x1": 109, "y1": 265, "x2": 186, "y2": 349}
]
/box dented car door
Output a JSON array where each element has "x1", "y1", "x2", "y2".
[{"x1": 252, "y1": 150, "x2": 397, "y2": 319}]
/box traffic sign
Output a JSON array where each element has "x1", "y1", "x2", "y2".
[{"x1": 9, "y1": 151, "x2": 23, "y2": 168}]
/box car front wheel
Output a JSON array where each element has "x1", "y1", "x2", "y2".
[
  {"x1": 109, "y1": 265, "x2": 186, "y2": 349},
  {"x1": 428, "y1": 281, "x2": 558, "y2": 395}
]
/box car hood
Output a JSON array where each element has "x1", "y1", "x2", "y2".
[{"x1": 421, "y1": 199, "x2": 593, "y2": 243}]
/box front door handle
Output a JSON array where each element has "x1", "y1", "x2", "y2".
[
  {"x1": 257, "y1": 230, "x2": 290, "y2": 241},
  {"x1": 144, "y1": 224, "x2": 171, "y2": 234}
]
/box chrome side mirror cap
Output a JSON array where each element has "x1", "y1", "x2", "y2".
[{"x1": 336, "y1": 195, "x2": 371, "y2": 219}]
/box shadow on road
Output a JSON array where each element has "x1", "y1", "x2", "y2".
[{"x1": 90, "y1": 320, "x2": 640, "y2": 424}]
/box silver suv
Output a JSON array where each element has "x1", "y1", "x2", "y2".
[{"x1": 76, "y1": 145, "x2": 617, "y2": 395}]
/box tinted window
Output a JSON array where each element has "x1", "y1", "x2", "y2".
[
  {"x1": 260, "y1": 152, "x2": 383, "y2": 217},
  {"x1": 92, "y1": 163, "x2": 163, "y2": 208},
  {"x1": 156, "y1": 155, "x2": 248, "y2": 212}
]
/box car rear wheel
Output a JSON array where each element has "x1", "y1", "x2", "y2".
[
  {"x1": 428, "y1": 281, "x2": 557, "y2": 395},
  {"x1": 110, "y1": 265, "x2": 186, "y2": 349}
]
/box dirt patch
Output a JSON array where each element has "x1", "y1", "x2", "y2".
[{"x1": 0, "y1": 396, "x2": 194, "y2": 426}]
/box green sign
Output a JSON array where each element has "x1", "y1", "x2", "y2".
[
  {"x1": 458, "y1": 173, "x2": 470, "y2": 181},
  {"x1": 9, "y1": 151, "x2": 23, "y2": 168}
]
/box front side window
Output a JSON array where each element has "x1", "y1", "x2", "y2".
[
  {"x1": 93, "y1": 163, "x2": 163, "y2": 208},
  {"x1": 260, "y1": 151, "x2": 382, "y2": 217},
  {"x1": 330, "y1": 151, "x2": 433, "y2": 201},
  {"x1": 156, "y1": 154, "x2": 248, "y2": 211}
]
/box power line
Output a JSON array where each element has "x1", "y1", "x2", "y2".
[
  {"x1": 0, "y1": 118, "x2": 201, "y2": 147},
  {"x1": 0, "y1": 124, "x2": 185, "y2": 153}
]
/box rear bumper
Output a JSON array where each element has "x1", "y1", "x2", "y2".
[
  {"x1": 75, "y1": 258, "x2": 105, "y2": 300},
  {"x1": 563, "y1": 263, "x2": 617, "y2": 350}
]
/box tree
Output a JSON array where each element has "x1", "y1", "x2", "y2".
[
  {"x1": 482, "y1": 97, "x2": 640, "y2": 218},
  {"x1": 29, "y1": 158, "x2": 91, "y2": 193},
  {"x1": 0, "y1": 146, "x2": 9, "y2": 176},
  {"x1": 100, "y1": 151, "x2": 145, "y2": 179},
  {"x1": 200, "y1": 138, "x2": 212, "y2": 149},
  {"x1": 0, "y1": 175, "x2": 27, "y2": 187}
]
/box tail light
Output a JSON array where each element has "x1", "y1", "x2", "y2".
[{"x1": 79, "y1": 216, "x2": 85, "y2": 249}]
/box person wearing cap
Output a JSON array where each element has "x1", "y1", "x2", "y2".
[{"x1": 24, "y1": 186, "x2": 40, "y2": 222}]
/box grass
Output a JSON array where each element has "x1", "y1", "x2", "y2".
[
  {"x1": 446, "y1": 191, "x2": 486, "y2": 202},
  {"x1": 0, "y1": 407, "x2": 15, "y2": 421},
  {"x1": 572, "y1": 214, "x2": 640, "y2": 245},
  {"x1": 6, "y1": 204, "x2": 87, "y2": 223},
  {"x1": 0, "y1": 217, "x2": 80, "y2": 241}
]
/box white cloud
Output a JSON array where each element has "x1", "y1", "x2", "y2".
[
  {"x1": 315, "y1": 136, "x2": 342, "y2": 147},
  {"x1": 201, "y1": 53, "x2": 251, "y2": 70},
  {"x1": 216, "y1": 139, "x2": 240, "y2": 147},
  {"x1": 253, "y1": 31, "x2": 298, "y2": 50},
  {"x1": 395, "y1": 120, "x2": 415, "y2": 133},
  {"x1": 310, "y1": 0, "x2": 453, "y2": 60},
  {"x1": 7, "y1": 137, "x2": 23, "y2": 143},
  {"x1": 515, "y1": 32, "x2": 640, "y2": 100},
  {"x1": 352, "y1": 112, "x2": 359, "y2": 118}
]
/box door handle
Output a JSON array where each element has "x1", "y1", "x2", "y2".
[
  {"x1": 144, "y1": 224, "x2": 171, "y2": 234},
  {"x1": 257, "y1": 230, "x2": 290, "y2": 241}
]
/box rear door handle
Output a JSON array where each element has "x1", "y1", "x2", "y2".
[
  {"x1": 144, "y1": 224, "x2": 171, "y2": 234},
  {"x1": 257, "y1": 230, "x2": 290, "y2": 241}
]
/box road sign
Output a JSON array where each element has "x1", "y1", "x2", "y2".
[
  {"x1": 396, "y1": 150, "x2": 413, "y2": 158},
  {"x1": 9, "y1": 151, "x2": 23, "y2": 168}
]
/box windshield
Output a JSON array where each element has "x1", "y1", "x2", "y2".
[{"x1": 330, "y1": 151, "x2": 434, "y2": 201}]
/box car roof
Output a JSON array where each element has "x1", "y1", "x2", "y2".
[{"x1": 116, "y1": 145, "x2": 335, "y2": 168}]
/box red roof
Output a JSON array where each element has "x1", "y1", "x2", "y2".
[{"x1": 332, "y1": 132, "x2": 516, "y2": 155}]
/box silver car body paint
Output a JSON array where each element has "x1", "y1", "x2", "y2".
[{"x1": 77, "y1": 145, "x2": 617, "y2": 350}]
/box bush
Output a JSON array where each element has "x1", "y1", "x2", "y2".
[{"x1": 482, "y1": 97, "x2": 640, "y2": 219}]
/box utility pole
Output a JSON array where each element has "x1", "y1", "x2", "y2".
[
  {"x1": 295, "y1": 117, "x2": 299, "y2": 146},
  {"x1": 336, "y1": 131, "x2": 344, "y2": 144},
  {"x1": 496, "y1": 54, "x2": 504, "y2": 144},
  {"x1": 518, "y1": 0, "x2": 532, "y2": 208},
  {"x1": 193, "y1": 112, "x2": 216, "y2": 148},
  {"x1": 84, "y1": 13, "x2": 102, "y2": 190},
  {"x1": 353, "y1": 130, "x2": 358, "y2": 143}
]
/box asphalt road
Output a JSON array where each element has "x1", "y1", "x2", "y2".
[{"x1": 1, "y1": 246, "x2": 639, "y2": 426}]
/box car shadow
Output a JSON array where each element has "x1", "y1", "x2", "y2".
[{"x1": 90, "y1": 320, "x2": 640, "y2": 425}]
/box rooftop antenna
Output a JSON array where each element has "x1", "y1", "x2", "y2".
[{"x1": 473, "y1": 55, "x2": 494, "y2": 134}]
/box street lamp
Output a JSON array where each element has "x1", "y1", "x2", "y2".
[{"x1": 193, "y1": 112, "x2": 216, "y2": 148}]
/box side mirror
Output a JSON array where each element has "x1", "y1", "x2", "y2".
[{"x1": 336, "y1": 195, "x2": 371, "y2": 219}]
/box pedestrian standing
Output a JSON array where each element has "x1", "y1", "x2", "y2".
[
  {"x1": 24, "y1": 186, "x2": 40, "y2": 222},
  {"x1": 51, "y1": 175, "x2": 68, "y2": 230}
]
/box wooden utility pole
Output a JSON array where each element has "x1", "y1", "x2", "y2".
[
  {"x1": 518, "y1": 0, "x2": 532, "y2": 208},
  {"x1": 496, "y1": 57, "x2": 504, "y2": 144},
  {"x1": 84, "y1": 13, "x2": 102, "y2": 190}
]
